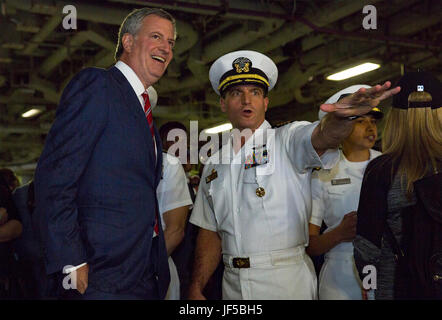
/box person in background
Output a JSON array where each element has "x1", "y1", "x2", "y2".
[
  {"x1": 12, "y1": 181, "x2": 52, "y2": 299},
  {"x1": 0, "y1": 168, "x2": 22, "y2": 299},
  {"x1": 354, "y1": 71, "x2": 441, "y2": 299},
  {"x1": 159, "y1": 121, "x2": 199, "y2": 299},
  {"x1": 307, "y1": 85, "x2": 383, "y2": 300},
  {"x1": 151, "y1": 96, "x2": 192, "y2": 300},
  {"x1": 157, "y1": 151, "x2": 192, "y2": 299}
]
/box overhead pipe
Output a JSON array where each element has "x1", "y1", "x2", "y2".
[
  {"x1": 6, "y1": 0, "x2": 199, "y2": 62},
  {"x1": 108, "y1": 0, "x2": 288, "y2": 22},
  {"x1": 29, "y1": 75, "x2": 59, "y2": 103},
  {"x1": 0, "y1": 125, "x2": 47, "y2": 134},
  {"x1": 201, "y1": 19, "x2": 284, "y2": 63},
  {"x1": 21, "y1": 14, "x2": 61, "y2": 55},
  {"x1": 246, "y1": 0, "x2": 383, "y2": 54},
  {"x1": 295, "y1": 15, "x2": 441, "y2": 50},
  {"x1": 39, "y1": 30, "x2": 115, "y2": 76},
  {"x1": 157, "y1": 0, "x2": 380, "y2": 96}
]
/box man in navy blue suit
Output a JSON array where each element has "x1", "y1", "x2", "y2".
[{"x1": 34, "y1": 8, "x2": 176, "y2": 299}]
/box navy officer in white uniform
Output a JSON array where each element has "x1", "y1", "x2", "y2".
[
  {"x1": 188, "y1": 50, "x2": 400, "y2": 300},
  {"x1": 307, "y1": 85, "x2": 383, "y2": 300}
]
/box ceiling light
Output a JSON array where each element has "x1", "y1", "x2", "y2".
[
  {"x1": 204, "y1": 123, "x2": 233, "y2": 134},
  {"x1": 326, "y1": 62, "x2": 380, "y2": 81},
  {"x1": 22, "y1": 108, "x2": 43, "y2": 118}
]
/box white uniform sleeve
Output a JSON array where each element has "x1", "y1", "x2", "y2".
[
  {"x1": 310, "y1": 170, "x2": 326, "y2": 227},
  {"x1": 157, "y1": 153, "x2": 192, "y2": 215},
  {"x1": 189, "y1": 165, "x2": 218, "y2": 232},
  {"x1": 281, "y1": 121, "x2": 339, "y2": 173}
]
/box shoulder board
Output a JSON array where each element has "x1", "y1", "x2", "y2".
[{"x1": 272, "y1": 120, "x2": 296, "y2": 128}]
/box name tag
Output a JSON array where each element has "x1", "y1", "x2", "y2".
[{"x1": 331, "y1": 178, "x2": 351, "y2": 185}]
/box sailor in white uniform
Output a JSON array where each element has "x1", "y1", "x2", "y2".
[
  {"x1": 307, "y1": 85, "x2": 383, "y2": 300},
  {"x1": 151, "y1": 87, "x2": 193, "y2": 300},
  {"x1": 187, "y1": 50, "x2": 401, "y2": 300},
  {"x1": 157, "y1": 152, "x2": 193, "y2": 300}
]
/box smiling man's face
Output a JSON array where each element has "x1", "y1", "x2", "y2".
[
  {"x1": 220, "y1": 85, "x2": 269, "y2": 131},
  {"x1": 121, "y1": 14, "x2": 175, "y2": 88}
]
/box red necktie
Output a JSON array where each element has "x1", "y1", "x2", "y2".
[
  {"x1": 142, "y1": 92, "x2": 155, "y2": 138},
  {"x1": 142, "y1": 92, "x2": 159, "y2": 236}
]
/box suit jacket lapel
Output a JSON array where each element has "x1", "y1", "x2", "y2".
[
  {"x1": 108, "y1": 66, "x2": 157, "y2": 170},
  {"x1": 153, "y1": 123, "x2": 163, "y2": 187}
]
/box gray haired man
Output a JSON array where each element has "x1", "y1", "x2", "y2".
[{"x1": 34, "y1": 8, "x2": 176, "y2": 300}]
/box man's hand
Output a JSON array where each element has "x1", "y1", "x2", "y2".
[
  {"x1": 336, "y1": 211, "x2": 357, "y2": 242},
  {"x1": 76, "y1": 264, "x2": 89, "y2": 294},
  {"x1": 319, "y1": 81, "x2": 401, "y2": 118},
  {"x1": 0, "y1": 208, "x2": 8, "y2": 226}
]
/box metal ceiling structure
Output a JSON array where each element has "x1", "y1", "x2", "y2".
[{"x1": 0, "y1": 0, "x2": 441, "y2": 177}]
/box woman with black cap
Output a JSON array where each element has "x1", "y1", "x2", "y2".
[{"x1": 353, "y1": 71, "x2": 441, "y2": 299}]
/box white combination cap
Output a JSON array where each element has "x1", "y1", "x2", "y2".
[
  {"x1": 318, "y1": 84, "x2": 378, "y2": 120},
  {"x1": 209, "y1": 50, "x2": 278, "y2": 96}
]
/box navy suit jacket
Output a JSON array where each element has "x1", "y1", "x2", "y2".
[{"x1": 34, "y1": 66, "x2": 170, "y2": 297}]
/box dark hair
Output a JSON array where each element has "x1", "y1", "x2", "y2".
[
  {"x1": 0, "y1": 168, "x2": 19, "y2": 191},
  {"x1": 159, "y1": 121, "x2": 187, "y2": 142},
  {"x1": 115, "y1": 8, "x2": 176, "y2": 61}
]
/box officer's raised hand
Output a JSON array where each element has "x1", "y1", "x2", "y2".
[
  {"x1": 312, "y1": 81, "x2": 400, "y2": 155},
  {"x1": 319, "y1": 81, "x2": 401, "y2": 118}
]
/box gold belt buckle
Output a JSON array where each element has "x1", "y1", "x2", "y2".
[{"x1": 232, "y1": 257, "x2": 250, "y2": 268}]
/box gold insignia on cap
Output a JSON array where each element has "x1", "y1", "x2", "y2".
[
  {"x1": 256, "y1": 187, "x2": 265, "y2": 197},
  {"x1": 233, "y1": 57, "x2": 251, "y2": 73}
]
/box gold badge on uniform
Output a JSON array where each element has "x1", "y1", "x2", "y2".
[
  {"x1": 331, "y1": 178, "x2": 351, "y2": 185},
  {"x1": 256, "y1": 187, "x2": 265, "y2": 197},
  {"x1": 205, "y1": 169, "x2": 218, "y2": 184}
]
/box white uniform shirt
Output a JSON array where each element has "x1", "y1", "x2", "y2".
[
  {"x1": 310, "y1": 149, "x2": 382, "y2": 254},
  {"x1": 157, "y1": 153, "x2": 193, "y2": 223},
  {"x1": 190, "y1": 120, "x2": 339, "y2": 256},
  {"x1": 156, "y1": 152, "x2": 192, "y2": 300}
]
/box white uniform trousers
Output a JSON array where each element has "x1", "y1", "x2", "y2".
[
  {"x1": 222, "y1": 246, "x2": 317, "y2": 300},
  {"x1": 318, "y1": 251, "x2": 363, "y2": 300},
  {"x1": 165, "y1": 257, "x2": 180, "y2": 300}
]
